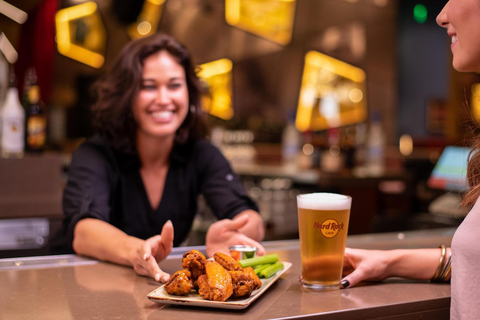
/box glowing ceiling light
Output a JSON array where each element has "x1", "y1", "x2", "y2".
[
  {"x1": 225, "y1": 0, "x2": 296, "y2": 45},
  {"x1": 198, "y1": 59, "x2": 234, "y2": 120},
  {"x1": 128, "y1": 0, "x2": 165, "y2": 39},
  {"x1": 296, "y1": 51, "x2": 367, "y2": 132},
  {"x1": 137, "y1": 21, "x2": 152, "y2": 35},
  {"x1": 55, "y1": 1, "x2": 106, "y2": 68}
]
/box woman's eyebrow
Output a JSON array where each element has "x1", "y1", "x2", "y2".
[
  {"x1": 142, "y1": 76, "x2": 185, "y2": 82},
  {"x1": 169, "y1": 76, "x2": 186, "y2": 81}
]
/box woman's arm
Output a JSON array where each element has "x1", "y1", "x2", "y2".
[
  {"x1": 73, "y1": 218, "x2": 142, "y2": 265},
  {"x1": 73, "y1": 218, "x2": 174, "y2": 282},
  {"x1": 341, "y1": 247, "x2": 450, "y2": 288}
]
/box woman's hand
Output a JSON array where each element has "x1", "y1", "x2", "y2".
[
  {"x1": 341, "y1": 247, "x2": 445, "y2": 288},
  {"x1": 341, "y1": 248, "x2": 393, "y2": 288},
  {"x1": 205, "y1": 214, "x2": 265, "y2": 258},
  {"x1": 131, "y1": 220, "x2": 174, "y2": 283}
]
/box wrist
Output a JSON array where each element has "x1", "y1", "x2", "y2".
[
  {"x1": 384, "y1": 249, "x2": 406, "y2": 278},
  {"x1": 124, "y1": 236, "x2": 144, "y2": 266}
]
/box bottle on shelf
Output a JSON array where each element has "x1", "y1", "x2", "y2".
[
  {"x1": 365, "y1": 111, "x2": 386, "y2": 175},
  {"x1": 22, "y1": 67, "x2": 33, "y2": 109},
  {"x1": 25, "y1": 68, "x2": 47, "y2": 153},
  {"x1": 354, "y1": 122, "x2": 368, "y2": 167},
  {"x1": 1, "y1": 70, "x2": 25, "y2": 158},
  {"x1": 282, "y1": 112, "x2": 301, "y2": 169},
  {"x1": 320, "y1": 128, "x2": 344, "y2": 173},
  {"x1": 341, "y1": 125, "x2": 357, "y2": 169},
  {"x1": 0, "y1": 52, "x2": 9, "y2": 147}
]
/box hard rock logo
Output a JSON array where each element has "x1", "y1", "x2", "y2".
[{"x1": 313, "y1": 219, "x2": 344, "y2": 238}]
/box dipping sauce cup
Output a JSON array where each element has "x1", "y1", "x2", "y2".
[{"x1": 229, "y1": 245, "x2": 257, "y2": 261}]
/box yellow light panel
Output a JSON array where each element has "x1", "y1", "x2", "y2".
[
  {"x1": 296, "y1": 51, "x2": 367, "y2": 132},
  {"x1": 472, "y1": 83, "x2": 480, "y2": 124},
  {"x1": 128, "y1": 0, "x2": 165, "y2": 39},
  {"x1": 198, "y1": 59, "x2": 234, "y2": 120},
  {"x1": 225, "y1": 0, "x2": 296, "y2": 45},
  {"x1": 55, "y1": 2, "x2": 106, "y2": 68}
]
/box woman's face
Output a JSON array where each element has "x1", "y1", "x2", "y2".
[
  {"x1": 436, "y1": 0, "x2": 480, "y2": 72},
  {"x1": 132, "y1": 50, "x2": 189, "y2": 141}
]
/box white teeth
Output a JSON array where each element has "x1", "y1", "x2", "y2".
[
  {"x1": 152, "y1": 111, "x2": 173, "y2": 120},
  {"x1": 452, "y1": 35, "x2": 458, "y2": 44}
]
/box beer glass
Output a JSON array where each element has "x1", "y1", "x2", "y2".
[{"x1": 297, "y1": 193, "x2": 351, "y2": 290}]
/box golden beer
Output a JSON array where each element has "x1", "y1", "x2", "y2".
[{"x1": 297, "y1": 193, "x2": 351, "y2": 290}]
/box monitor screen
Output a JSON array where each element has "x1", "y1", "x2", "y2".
[{"x1": 427, "y1": 146, "x2": 470, "y2": 192}]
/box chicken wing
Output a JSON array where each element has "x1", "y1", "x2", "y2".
[
  {"x1": 164, "y1": 270, "x2": 194, "y2": 296},
  {"x1": 214, "y1": 252, "x2": 242, "y2": 271},
  {"x1": 197, "y1": 261, "x2": 233, "y2": 301},
  {"x1": 182, "y1": 249, "x2": 207, "y2": 284},
  {"x1": 243, "y1": 266, "x2": 262, "y2": 290},
  {"x1": 228, "y1": 270, "x2": 256, "y2": 298}
]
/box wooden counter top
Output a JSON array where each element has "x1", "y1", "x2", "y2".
[{"x1": 0, "y1": 228, "x2": 454, "y2": 319}]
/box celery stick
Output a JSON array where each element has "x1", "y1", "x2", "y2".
[
  {"x1": 259, "y1": 261, "x2": 284, "y2": 278},
  {"x1": 253, "y1": 263, "x2": 272, "y2": 275},
  {"x1": 238, "y1": 254, "x2": 279, "y2": 268}
]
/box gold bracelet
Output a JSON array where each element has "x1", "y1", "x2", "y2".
[
  {"x1": 431, "y1": 245, "x2": 446, "y2": 282},
  {"x1": 439, "y1": 252, "x2": 452, "y2": 282}
]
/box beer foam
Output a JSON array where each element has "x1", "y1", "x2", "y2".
[{"x1": 297, "y1": 193, "x2": 351, "y2": 210}]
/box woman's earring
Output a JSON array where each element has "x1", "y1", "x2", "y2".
[{"x1": 190, "y1": 104, "x2": 196, "y2": 114}]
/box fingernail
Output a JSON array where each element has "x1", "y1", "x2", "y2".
[
  {"x1": 340, "y1": 280, "x2": 350, "y2": 289},
  {"x1": 143, "y1": 253, "x2": 148, "y2": 261},
  {"x1": 155, "y1": 273, "x2": 161, "y2": 282},
  {"x1": 161, "y1": 274, "x2": 170, "y2": 283}
]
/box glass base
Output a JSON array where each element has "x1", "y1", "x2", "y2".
[{"x1": 302, "y1": 281, "x2": 340, "y2": 291}]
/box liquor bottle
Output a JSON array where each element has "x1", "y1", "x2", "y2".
[
  {"x1": 282, "y1": 113, "x2": 301, "y2": 168},
  {"x1": 366, "y1": 111, "x2": 385, "y2": 175},
  {"x1": 0, "y1": 52, "x2": 9, "y2": 147},
  {"x1": 22, "y1": 67, "x2": 33, "y2": 109},
  {"x1": 1, "y1": 71, "x2": 24, "y2": 158},
  {"x1": 25, "y1": 69, "x2": 47, "y2": 153}
]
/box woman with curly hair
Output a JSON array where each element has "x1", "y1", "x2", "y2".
[{"x1": 60, "y1": 33, "x2": 265, "y2": 283}]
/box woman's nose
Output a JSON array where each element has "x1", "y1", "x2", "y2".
[
  {"x1": 155, "y1": 87, "x2": 170, "y2": 104},
  {"x1": 436, "y1": 2, "x2": 449, "y2": 28}
]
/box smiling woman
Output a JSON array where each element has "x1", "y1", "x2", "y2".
[
  {"x1": 133, "y1": 51, "x2": 190, "y2": 143},
  {"x1": 91, "y1": 33, "x2": 206, "y2": 154},
  {"x1": 54, "y1": 33, "x2": 265, "y2": 285},
  {"x1": 436, "y1": 0, "x2": 480, "y2": 72},
  {"x1": 341, "y1": 1, "x2": 480, "y2": 319}
]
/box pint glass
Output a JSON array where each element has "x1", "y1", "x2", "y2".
[{"x1": 297, "y1": 193, "x2": 351, "y2": 290}]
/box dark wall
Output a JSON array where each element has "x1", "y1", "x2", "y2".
[{"x1": 397, "y1": 1, "x2": 449, "y2": 140}]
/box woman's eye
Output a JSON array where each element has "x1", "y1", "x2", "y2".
[
  {"x1": 141, "y1": 84, "x2": 156, "y2": 90},
  {"x1": 169, "y1": 83, "x2": 182, "y2": 89}
]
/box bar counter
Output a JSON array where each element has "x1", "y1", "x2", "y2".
[{"x1": 0, "y1": 228, "x2": 454, "y2": 320}]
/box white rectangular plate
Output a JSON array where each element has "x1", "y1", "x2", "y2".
[{"x1": 148, "y1": 261, "x2": 291, "y2": 310}]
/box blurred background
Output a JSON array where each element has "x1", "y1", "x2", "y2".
[{"x1": 1, "y1": 0, "x2": 479, "y2": 257}]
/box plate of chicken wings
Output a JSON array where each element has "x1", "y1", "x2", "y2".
[{"x1": 147, "y1": 250, "x2": 291, "y2": 310}]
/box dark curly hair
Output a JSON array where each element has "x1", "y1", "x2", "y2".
[{"x1": 91, "y1": 33, "x2": 208, "y2": 154}]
